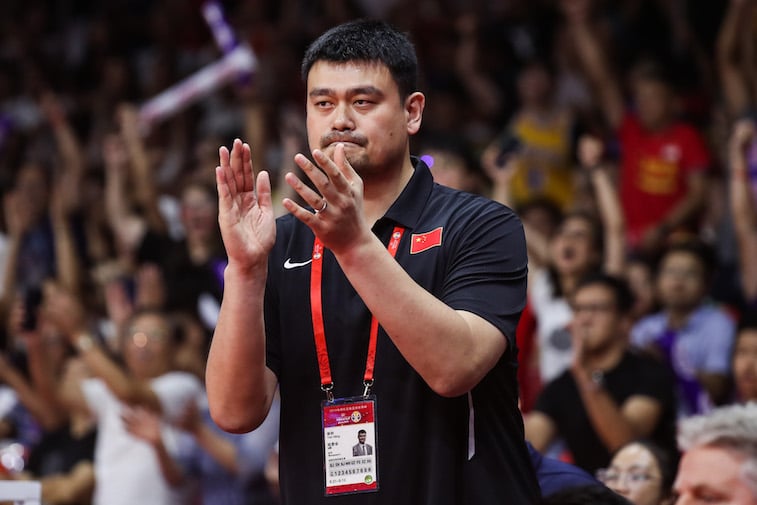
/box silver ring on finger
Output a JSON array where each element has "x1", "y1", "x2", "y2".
[{"x1": 314, "y1": 199, "x2": 328, "y2": 215}]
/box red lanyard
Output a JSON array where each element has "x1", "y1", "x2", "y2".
[{"x1": 310, "y1": 227, "x2": 405, "y2": 401}]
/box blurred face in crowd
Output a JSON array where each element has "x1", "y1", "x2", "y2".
[
  {"x1": 122, "y1": 312, "x2": 173, "y2": 380},
  {"x1": 517, "y1": 62, "x2": 553, "y2": 107},
  {"x1": 570, "y1": 283, "x2": 624, "y2": 355},
  {"x1": 550, "y1": 215, "x2": 600, "y2": 278},
  {"x1": 305, "y1": 60, "x2": 423, "y2": 178},
  {"x1": 425, "y1": 149, "x2": 480, "y2": 194},
  {"x1": 181, "y1": 184, "x2": 218, "y2": 241},
  {"x1": 634, "y1": 79, "x2": 675, "y2": 132},
  {"x1": 673, "y1": 446, "x2": 757, "y2": 505},
  {"x1": 600, "y1": 443, "x2": 669, "y2": 505},
  {"x1": 656, "y1": 251, "x2": 707, "y2": 313},
  {"x1": 733, "y1": 329, "x2": 757, "y2": 403},
  {"x1": 626, "y1": 259, "x2": 656, "y2": 321}
]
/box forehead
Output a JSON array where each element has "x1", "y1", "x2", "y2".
[
  {"x1": 661, "y1": 251, "x2": 703, "y2": 269},
  {"x1": 676, "y1": 446, "x2": 747, "y2": 491},
  {"x1": 128, "y1": 313, "x2": 168, "y2": 332},
  {"x1": 574, "y1": 283, "x2": 613, "y2": 302},
  {"x1": 612, "y1": 443, "x2": 657, "y2": 469},
  {"x1": 306, "y1": 60, "x2": 398, "y2": 96}
]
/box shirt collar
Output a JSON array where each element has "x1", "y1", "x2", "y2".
[{"x1": 379, "y1": 156, "x2": 433, "y2": 230}]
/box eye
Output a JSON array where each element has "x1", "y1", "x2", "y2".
[{"x1": 354, "y1": 99, "x2": 374, "y2": 107}]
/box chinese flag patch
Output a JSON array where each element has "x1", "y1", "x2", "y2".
[{"x1": 410, "y1": 227, "x2": 443, "y2": 254}]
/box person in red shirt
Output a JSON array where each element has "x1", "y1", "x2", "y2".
[{"x1": 561, "y1": 0, "x2": 710, "y2": 254}]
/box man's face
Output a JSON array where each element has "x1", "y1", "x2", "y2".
[
  {"x1": 305, "y1": 60, "x2": 421, "y2": 177},
  {"x1": 358, "y1": 432, "x2": 366, "y2": 444},
  {"x1": 656, "y1": 252, "x2": 707, "y2": 312},
  {"x1": 673, "y1": 446, "x2": 757, "y2": 505},
  {"x1": 634, "y1": 79, "x2": 674, "y2": 131},
  {"x1": 570, "y1": 284, "x2": 622, "y2": 355},
  {"x1": 123, "y1": 313, "x2": 172, "y2": 380}
]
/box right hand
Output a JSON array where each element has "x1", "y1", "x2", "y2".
[{"x1": 216, "y1": 139, "x2": 276, "y2": 272}]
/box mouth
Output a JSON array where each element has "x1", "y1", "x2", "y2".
[{"x1": 321, "y1": 133, "x2": 367, "y2": 149}]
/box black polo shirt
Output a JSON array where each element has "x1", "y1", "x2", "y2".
[{"x1": 265, "y1": 159, "x2": 539, "y2": 504}]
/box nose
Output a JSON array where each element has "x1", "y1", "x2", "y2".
[{"x1": 332, "y1": 102, "x2": 355, "y2": 131}]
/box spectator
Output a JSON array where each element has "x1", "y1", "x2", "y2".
[
  {"x1": 525, "y1": 273, "x2": 677, "y2": 473},
  {"x1": 673, "y1": 402, "x2": 757, "y2": 505},
  {"x1": 44, "y1": 288, "x2": 203, "y2": 505},
  {"x1": 730, "y1": 314, "x2": 757, "y2": 404},
  {"x1": 519, "y1": 134, "x2": 625, "y2": 389},
  {"x1": 561, "y1": 0, "x2": 711, "y2": 255},
  {"x1": 631, "y1": 239, "x2": 736, "y2": 416},
  {"x1": 597, "y1": 440, "x2": 677, "y2": 505}
]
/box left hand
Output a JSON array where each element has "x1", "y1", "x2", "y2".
[
  {"x1": 122, "y1": 406, "x2": 163, "y2": 446},
  {"x1": 283, "y1": 144, "x2": 370, "y2": 254}
]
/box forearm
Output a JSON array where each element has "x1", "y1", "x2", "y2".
[
  {"x1": 75, "y1": 337, "x2": 159, "y2": 410},
  {"x1": 568, "y1": 21, "x2": 624, "y2": 129},
  {"x1": 151, "y1": 436, "x2": 185, "y2": 487},
  {"x1": 40, "y1": 461, "x2": 95, "y2": 505},
  {"x1": 590, "y1": 166, "x2": 625, "y2": 275},
  {"x1": 206, "y1": 263, "x2": 276, "y2": 432},
  {"x1": 572, "y1": 370, "x2": 635, "y2": 452},
  {"x1": 335, "y1": 233, "x2": 507, "y2": 397},
  {"x1": 192, "y1": 424, "x2": 240, "y2": 475},
  {"x1": 0, "y1": 365, "x2": 62, "y2": 430}
]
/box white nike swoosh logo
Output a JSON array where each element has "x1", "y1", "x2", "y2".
[{"x1": 283, "y1": 258, "x2": 313, "y2": 269}]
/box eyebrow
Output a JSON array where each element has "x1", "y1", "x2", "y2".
[{"x1": 309, "y1": 86, "x2": 385, "y2": 98}]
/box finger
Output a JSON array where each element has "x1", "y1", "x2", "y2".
[
  {"x1": 294, "y1": 152, "x2": 330, "y2": 194},
  {"x1": 255, "y1": 170, "x2": 273, "y2": 212},
  {"x1": 230, "y1": 138, "x2": 247, "y2": 194},
  {"x1": 242, "y1": 142, "x2": 254, "y2": 193},
  {"x1": 284, "y1": 170, "x2": 327, "y2": 211},
  {"x1": 312, "y1": 145, "x2": 354, "y2": 191},
  {"x1": 218, "y1": 146, "x2": 237, "y2": 197}
]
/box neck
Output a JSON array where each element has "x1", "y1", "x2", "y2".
[
  {"x1": 583, "y1": 341, "x2": 626, "y2": 371},
  {"x1": 666, "y1": 307, "x2": 694, "y2": 329},
  {"x1": 362, "y1": 158, "x2": 415, "y2": 225}
]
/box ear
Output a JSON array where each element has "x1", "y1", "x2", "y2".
[{"x1": 405, "y1": 92, "x2": 425, "y2": 136}]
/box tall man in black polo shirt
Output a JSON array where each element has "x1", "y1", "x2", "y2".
[{"x1": 206, "y1": 19, "x2": 539, "y2": 504}]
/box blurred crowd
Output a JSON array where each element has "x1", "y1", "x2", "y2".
[{"x1": 0, "y1": 0, "x2": 756, "y2": 503}]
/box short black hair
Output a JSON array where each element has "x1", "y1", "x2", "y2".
[
  {"x1": 574, "y1": 273, "x2": 635, "y2": 315},
  {"x1": 301, "y1": 19, "x2": 419, "y2": 99},
  {"x1": 656, "y1": 238, "x2": 717, "y2": 281}
]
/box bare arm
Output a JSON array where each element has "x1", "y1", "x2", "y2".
[
  {"x1": 561, "y1": 0, "x2": 625, "y2": 130},
  {"x1": 716, "y1": 0, "x2": 754, "y2": 117},
  {"x1": 729, "y1": 119, "x2": 757, "y2": 301},
  {"x1": 176, "y1": 400, "x2": 240, "y2": 475},
  {"x1": 0, "y1": 353, "x2": 62, "y2": 431},
  {"x1": 524, "y1": 411, "x2": 558, "y2": 452},
  {"x1": 453, "y1": 14, "x2": 504, "y2": 120},
  {"x1": 578, "y1": 135, "x2": 626, "y2": 275},
  {"x1": 44, "y1": 282, "x2": 162, "y2": 412},
  {"x1": 38, "y1": 461, "x2": 96, "y2": 505},
  {"x1": 206, "y1": 141, "x2": 278, "y2": 433},
  {"x1": 122, "y1": 406, "x2": 185, "y2": 486},
  {"x1": 572, "y1": 368, "x2": 663, "y2": 453},
  {"x1": 118, "y1": 105, "x2": 167, "y2": 235}
]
